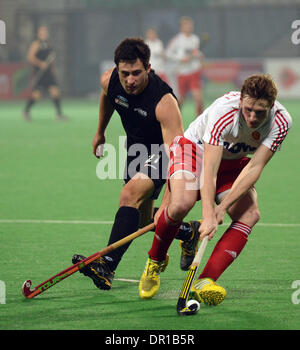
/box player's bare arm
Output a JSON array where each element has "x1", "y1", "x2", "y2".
[
  {"x1": 199, "y1": 142, "x2": 223, "y2": 240},
  {"x1": 215, "y1": 144, "x2": 274, "y2": 224},
  {"x1": 93, "y1": 69, "x2": 115, "y2": 158},
  {"x1": 155, "y1": 93, "x2": 184, "y2": 148},
  {"x1": 27, "y1": 41, "x2": 47, "y2": 69}
]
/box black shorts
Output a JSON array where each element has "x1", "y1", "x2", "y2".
[
  {"x1": 33, "y1": 70, "x2": 58, "y2": 91},
  {"x1": 123, "y1": 144, "x2": 169, "y2": 200}
]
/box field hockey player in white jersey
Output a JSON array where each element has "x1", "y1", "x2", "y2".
[
  {"x1": 165, "y1": 16, "x2": 204, "y2": 116},
  {"x1": 145, "y1": 28, "x2": 168, "y2": 83},
  {"x1": 139, "y1": 73, "x2": 292, "y2": 305}
]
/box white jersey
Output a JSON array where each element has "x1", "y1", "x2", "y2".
[
  {"x1": 166, "y1": 32, "x2": 201, "y2": 75},
  {"x1": 145, "y1": 38, "x2": 165, "y2": 75},
  {"x1": 184, "y1": 91, "x2": 292, "y2": 160}
]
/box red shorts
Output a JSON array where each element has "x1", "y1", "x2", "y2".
[
  {"x1": 178, "y1": 70, "x2": 202, "y2": 98},
  {"x1": 216, "y1": 157, "x2": 251, "y2": 195},
  {"x1": 169, "y1": 136, "x2": 203, "y2": 178},
  {"x1": 169, "y1": 136, "x2": 251, "y2": 198}
]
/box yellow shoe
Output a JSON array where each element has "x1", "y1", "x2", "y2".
[
  {"x1": 191, "y1": 278, "x2": 226, "y2": 306},
  {"x1": 139, "y1": 255, "x2": 169, "y2": 299}
]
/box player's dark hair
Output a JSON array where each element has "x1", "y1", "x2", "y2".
[
  {"x1": 114, "y1": 38, "x2": 150, "y2": 69},
  {"x1": 241, "y1": 73, "x2": 278, "y2": 106}
]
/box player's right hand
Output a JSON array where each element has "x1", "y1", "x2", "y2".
[
  {"x1": 199, "y1": 216, "x2": 218, "y2": 241},
  {"x1": 92, "y1": 133, "x2": 105, "y2": 158}
]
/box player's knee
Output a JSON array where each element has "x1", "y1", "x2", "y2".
[
  {"x1": 32, "y1": 90, "x2": 41, "y2": 100},
  {"x1": 49, "y1": 86, "x2": 60, "y2": 98},
  {"x1": 119, "y1": 186, "x2": 143, "y2": 208},
  {"x1": 235, "y1": 206, "x2": 260, "y2": 228},
  {"x1": 168, "y1": 199, "x2": 194, "y2": 221}
]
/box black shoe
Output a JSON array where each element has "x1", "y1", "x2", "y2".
[
  {"x1": 72, "y1": 254, "x2": 114, "y2": 290},
  {"x1": 180, "y1": 220, "x2": 202, "y2": 271}
]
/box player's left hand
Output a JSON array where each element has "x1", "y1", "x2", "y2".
[{"x1": 215, "y1": 204, "x2": 226, "y2": 225}]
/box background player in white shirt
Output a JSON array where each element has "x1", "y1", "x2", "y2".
[
  {"x1": 166, "y1": 16, "x2": 204, "y2": 116},
  {"x1": 139, "y1": 73, "x2": 292, "y2": 305},
  {"x1": 145, "y1": 28, "x2": 168, "y2": 83}
]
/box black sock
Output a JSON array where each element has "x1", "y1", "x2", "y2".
[
  {"x1": 104, "y1": 206, "x2": 140, "y2": 271},
  {"x1": 24, "y1": 98, "x2": 35, "y2": 113},
  {"x1": 52, "y1": 97, "x2": 62, "y2": 115},
  {"x1": 175, "y1": 221, "x2": 193, "y2": 241}
]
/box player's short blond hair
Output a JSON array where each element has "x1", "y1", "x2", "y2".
[{"x1": 241, "y1": 73, "x2": 278, "y2": 107}]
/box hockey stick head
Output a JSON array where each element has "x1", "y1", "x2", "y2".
[
  {"x1": 176, "y1": 236, "x2": 208, "y2": 316},
  {"x1": 177, "y1": 297, "x2": 199, "y2": 316},
  {"x1": 22, "y1": 280, "x2": 33, "y2": 298},
  {"x1": 21, "y1": 223, "x2": 155, "y2": 299}
]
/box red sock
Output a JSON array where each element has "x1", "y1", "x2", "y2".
[
  {"x1": 148, "y1": 206, "x2": 181, "y2": 261},
  {"x1": 199, "y1": 221, "x2": 252, "y2": 281}
]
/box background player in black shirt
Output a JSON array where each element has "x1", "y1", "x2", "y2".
[
  {"x1": 72, "y1": 38, "x2": 200, "y2": 290},
  {"x1": 23, "y1": 26, "x2": 67, "y2": 121}
]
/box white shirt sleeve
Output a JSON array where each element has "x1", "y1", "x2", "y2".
[
  {"x1": 165, "y1": 35, "x2": 183, "y2": 62},
  {"x1": 203, "y1": 105, "x2": 237, "y2": 146},
  {"x1": 262, "y1": 110, "x2": 292, "y2": 152}
]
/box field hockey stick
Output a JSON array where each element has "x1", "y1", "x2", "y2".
[
  {"x1": 177, "y1": 235, "x2": 208, "y2": 315},
  {"x1": 22, "y1": 222, "x2": 155, "y2": 299},
  {"x1": 30, "y1": 52, "x2": 56, "y2": 88}
]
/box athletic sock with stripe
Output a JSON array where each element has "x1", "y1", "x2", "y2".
[
  {"x1": 199, "y1": 221, "x2": 252, "y2": 281},
  {"x1": 148, "y1": 206, "x2": 181, "y2": 262}
]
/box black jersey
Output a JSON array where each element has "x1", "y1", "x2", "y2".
[
  {"x1": 35, "y1": 39, "x2": 53, "y2": 61},
  {"x1": 107, "y1": 68, "x2": 176, "y2": 149},
  {"x1": 33, "y1": 40, "x2": 54, "y2": 74}
]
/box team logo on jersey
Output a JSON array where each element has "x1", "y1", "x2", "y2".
[
  {"x1": 115, "y1": 95, "x2": 129, "y2": 108},
  {"x1": 252, "y1": 131, "x2": 260, "y2": 140},
  {"x1": 224, "y1": 142, "x2": 257, "y2": 153},
  {"x1": 134, "y1": 108, "x2": 147, "y2": 117}
]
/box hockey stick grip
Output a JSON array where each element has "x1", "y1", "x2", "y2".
[{"x1": 191, "y1": 235, "x2": 208, "y2": 266}]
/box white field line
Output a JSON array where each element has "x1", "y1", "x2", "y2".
[
  {"x1": 115, "y1": 278, "x2": 139, "y2": 283},
  {"x1": 0, "y1": 219, "x2": 299, "y2": 227}
]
